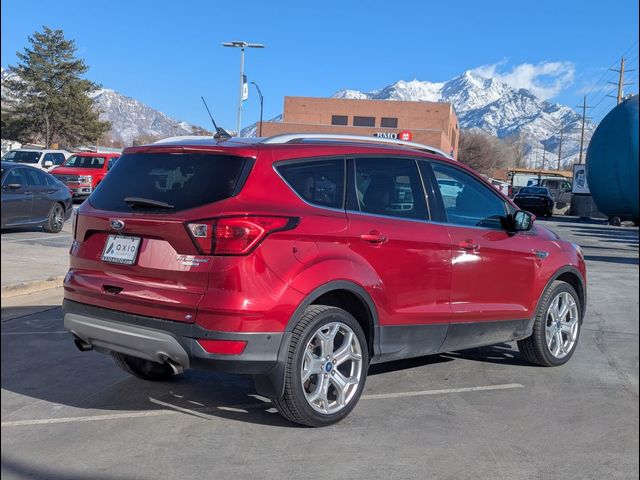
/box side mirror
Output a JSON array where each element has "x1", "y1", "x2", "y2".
[
  {"x1": 4, "y1": 183, "x2": 22, "y2": 190},
  {"x1": 513, "y1": 210, "x2": 535, "y2": 232},
  {"x1": 43, "y1": 160, "x2": 54, "y2": 168}
]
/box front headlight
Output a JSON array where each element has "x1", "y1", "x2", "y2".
[{"x1": 79, "y1": 175, "x2": 93, "y2": 184}]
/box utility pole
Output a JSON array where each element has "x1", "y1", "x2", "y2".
[
  {"x1": 222, "y1": 41, "x2": 265, "y2": 135},
  {"x1": 557, "y1": 124, "x2": 564, "y2": 170},
  {"x1": 609, "y1": 58, "x2": 636, "y2": 105},
  {"x1": 575, "y1": 96, "x2": 592, "y2": 164}
]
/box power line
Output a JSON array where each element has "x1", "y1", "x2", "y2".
[{"x1": 581, "y1": 40, "x2": 639, "y2": 105}]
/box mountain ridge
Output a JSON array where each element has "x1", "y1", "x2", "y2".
[
  {"x1": 244, "y1": 71, "x2": 595, "y2": 168},
  {"x1": 1, "y1": 68, "x2": 209, "y2": 146}
]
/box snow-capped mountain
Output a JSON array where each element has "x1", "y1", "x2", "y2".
[
  {"x1": 332, "y1": 71, "x2": 595, "y2": 167},
  {"x1": 88, "y1": 88, "x2": 207, "y2": 145},
  {"x1": 1, "y1": 68, "x2": 209, "y2": 146}
]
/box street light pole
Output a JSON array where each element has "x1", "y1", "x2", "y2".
[
  {"x1": 250, "y1": 81, "x2": 264, "y2": 137},
  {"x1": 222, "y1": 41, "x2": 265, "y2": 136}
]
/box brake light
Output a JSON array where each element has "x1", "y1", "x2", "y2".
[{"x1": 186, "y1": 216, "x2": 298, "y2": 255}]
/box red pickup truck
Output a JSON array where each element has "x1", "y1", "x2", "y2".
[{"x1": 52, "y1": 152, "x2": 120, "y2": 198}]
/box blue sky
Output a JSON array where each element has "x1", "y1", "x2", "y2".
[{"x1": 2, "y1": 0, "x2": 638, "y2": 130}]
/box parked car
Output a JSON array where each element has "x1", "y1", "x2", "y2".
[
  {"x1": 51, "y1": 152, "x2": 120, "y2": 199},
  {"x1": 1, "y1": 161, "x2": 73, "y2": 233},
  {"x1": 513, "y1": 186, "x2": 555, "y2": 217},
  {"x1": 63, "y1": 134, "x2": 587, "y2": 427},
  {"x1": 1, "y1": 148, "x2": 70, "y2": 172}
]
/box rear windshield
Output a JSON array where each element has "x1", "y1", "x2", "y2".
[
  {"x1": 520, "y1": 187, "x2": 548, "y2": 195},
  {"x1": 89, "y1": 152, "x2": 249, "y2": 212},
  {"x1": 63, "y1": 155, "x2": 106, "y2": 169},
  {"x1": 2, "y1": 151, "x2": 41, "y2": 164}
]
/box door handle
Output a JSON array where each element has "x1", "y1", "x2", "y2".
[
  {"x1": 360, "y1": 232, "x2": 388, "y2": 244},
  {"x1": 458, "y1": 240, "x2": 479, "y2": 251}
]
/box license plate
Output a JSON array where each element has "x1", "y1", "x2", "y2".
[{"x1": 101, "y1": 235, "x2": 141, "y2": 265}]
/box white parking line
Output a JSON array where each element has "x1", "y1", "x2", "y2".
[
  {"x1": 1, "y1": 234, "x2": 72, "y2": 243},
  {"x1": 360, "y1": 383, "x2": 524, "y2": 400},
  {"x1": 0, "y1": 383, "x2": 524, "y2": 428}
]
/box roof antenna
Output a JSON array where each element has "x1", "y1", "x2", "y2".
[{"x1": 201, "y1": 96, "x2": 232, "y2": 139}]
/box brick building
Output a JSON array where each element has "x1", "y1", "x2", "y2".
[{"x1": 259, "y1": 96, "x2": 459, "y2": 158}]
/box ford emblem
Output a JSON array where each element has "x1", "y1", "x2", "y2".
[{"x1": 110, "y1": 219, "x2": 125, "y2": 231}]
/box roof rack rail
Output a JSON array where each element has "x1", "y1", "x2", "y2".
[
  {"x1": 153, "y1": 135, "x2": 217, "y2": 144},
  {"x1": 261, "y1": 133, "x2": 452, "y2": 158}
]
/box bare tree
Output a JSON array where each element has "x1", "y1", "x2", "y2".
[{"x1": 458, "y1": 129, "x2": 527, "y2": 175}]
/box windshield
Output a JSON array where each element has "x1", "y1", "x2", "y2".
[
  {"x1": 2, "y1": 150, "x2": 41, "y2": 164},
  {"x1": 63, "y1": 155, "x2": 106, "y2": 169},
  {"x1": 520, "y1": 187, "x2": 549, "y2": 195}
]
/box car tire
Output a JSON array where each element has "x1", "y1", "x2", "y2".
[
  {"x1": 518, "y1": 281, "x2": 582, "y2": 367},
  {"x1": 43, "y1": 203, "x2": 65, "y2": 233},
  {"x1": 111, "y1": 352, "x2": 176, "y2": 381},
  {"x1": 272, "y1": 305, "x2": 369, "y2": 427}
]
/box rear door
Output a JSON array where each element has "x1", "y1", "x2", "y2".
[
  {"x1": 424, "y1": 161, "x2": 537, "y2": 349},
  {"x1": 67, "y1": 150, "x2": 253, "y2": 323},
  {"x1": 346, "y1": 157, "x2": 451, "y2": 360},
  {"x1": 23, "y1": 168, "x2": 53, "y2": 221}
]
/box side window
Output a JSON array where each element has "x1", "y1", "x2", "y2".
[
  {"x1": 277, "y1": 159, "x2": 344, "y2": 209},
  {"x1": 354, "y1": 158, "x2": 427, "y2": 220},
  {"x1": 107, "y1": 156, "x2": 119, "y2": 170},
  {"x1": 23, "y1": 168, "x2": 47, "y2": 187},
  {"x1": 3, "y1": 168, "x2": 27, "y2": 187},
  {"x1": 431, "y1": 163, "x2": 507, "y2": 229},
  {"x1": 42, "y1": 153, "x2": 55, "y2": 165},
  {"x1": 45, "y1": 174, "x2": 59, "y2": 187},
  {"x1": 53, "y1": 153, "x2": 66, "y2": 165}
]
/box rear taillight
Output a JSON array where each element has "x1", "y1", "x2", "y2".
[{"x1": 186, "y1": 216, "x2": 298, "y2": 255}]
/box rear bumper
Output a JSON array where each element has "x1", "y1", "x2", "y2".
[{"x1": 63, "y1": 299, "x2": 284, "y2": 375}]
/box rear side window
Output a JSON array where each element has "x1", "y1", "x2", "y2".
[
  {"x1": 24, "y1": 168, "x2": 47, "y2": 186},
  {"x1": 354, "y1": 158, "x2": 428, "y2": 220},
  {"x1": 277, "y1": 159, "x2": 344, "y2": 209},
  {"x1": 90, "y1": 153, "x2": 249, "y2": 212}
]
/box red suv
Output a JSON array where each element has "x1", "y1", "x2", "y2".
[
  {"x1": 52, "y1": 152, "x2": 120, "y2": 198},
  {"x1": 63, "y1": 134, "x2": 586, "y2": 427}
]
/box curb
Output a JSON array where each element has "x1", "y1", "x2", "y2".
[{"x1": 1, "y1": 276, "x2": 65, "y2": 299}]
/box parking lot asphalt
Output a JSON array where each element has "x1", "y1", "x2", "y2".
[
  {"x1": 1, "y1": 218, "x2": 638, "y2": 480},
  {"x1": 0, "y1": 205, "x2": 76, "y2": 290}
]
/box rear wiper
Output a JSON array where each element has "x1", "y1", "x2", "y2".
[{"x1": 123, "y1": 197, "x2": 174, "y2": 209}]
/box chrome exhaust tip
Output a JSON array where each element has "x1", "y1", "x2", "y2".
[
  {"x1": 165, "y1": 358, "x2": 184, "y2": 375},
  {"x1": 73, "y1": 337, "x2": 93, "y2": 352}
]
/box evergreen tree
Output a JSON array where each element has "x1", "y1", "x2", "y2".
[{"x1": 2, "y1": 26, "x2": 110, "y2": 146}]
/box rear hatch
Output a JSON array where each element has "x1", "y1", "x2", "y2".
[{"x1": 65, "y1": 147, "x2": 254, "y2": 323}]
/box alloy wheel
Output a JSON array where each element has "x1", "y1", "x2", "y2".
[
  {"x1": 545, "y1": 291, "x2": 579, "y2": 359},
  {"x1": 300, "y1": 322, "x2": 363, "y2": 414},
  {"x1": 52, "y1": 205, "x2": 64, "y2": 230}
]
